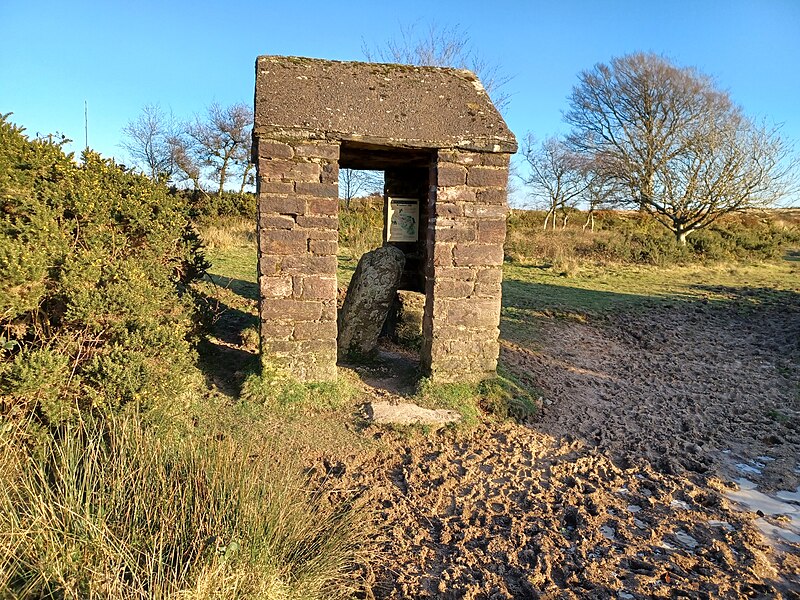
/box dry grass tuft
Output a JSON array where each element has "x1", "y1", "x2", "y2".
[{"x1": 0, "y1": 416, "x2": 366, "y2": 599}]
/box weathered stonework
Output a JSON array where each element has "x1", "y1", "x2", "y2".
[
  {"x1": 254, "y1": 56, "x2": 516, "y2": 383},
  {"x1": 257, "y1": 137, "x2": 340, "y2": 381},
  {"x1": 420, "y1": 151, "x2": 510, "y2": 382}
]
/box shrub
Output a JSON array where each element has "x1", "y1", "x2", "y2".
[
  {"x1": 0, "y1": 116, "x2": 208, "y2": 424},
  {"x1": 174, "y1": 189, "x2": 256, "y2": 221}
]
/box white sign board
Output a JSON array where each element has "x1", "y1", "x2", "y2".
[{"x1": 386, "y1": 197, "x2": 419, "y2": 242}]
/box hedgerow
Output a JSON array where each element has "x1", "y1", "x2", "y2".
[{"x1": 0, "y1": 115, "x2": 208, "y2": 425}]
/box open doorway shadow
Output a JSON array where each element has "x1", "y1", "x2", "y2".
[{"x1": 339, "y1": 339, "x2": 422, "y2": 398}]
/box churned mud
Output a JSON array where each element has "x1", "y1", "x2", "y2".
[{"x1": 320, "y1": 291, "x2": 800, "y2": 598}]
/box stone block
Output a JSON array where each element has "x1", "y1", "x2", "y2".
[
  {"x1": 438, "y1": 150, "x2": 481, "y2": 166},
  {"x1": 437, "y1": 163, "x2": 468, "y2": 186},
  {"x1": 280, "y1": 254, "x2": 337, "y2": 275},
  {"x1": 479, "y1": 153, "x2": 511, "y2": 167},
  {"x1": 260, "y1": 229, "x2": 308, "y2": 255},
  {"x1": 453, "y1": 244, "x2": 505, "y2": 267},
  {"x1": 309, "y1": 240, "x2": 337, "y2": 256},
  {"x1": 258, "y1": 254, "x2": 280, "y2": 276},
  {"x1": 307, "y1": 228, "x2": 338, "y2": 241},
  {"x1": 306, "y1": 197, "x2": 339, "y2": 215},
  {"x1": 437, "y1": 186, "x2": 476, "y2": 204},
  {"x1": 434, "y1": 221, "x2": 476, "y2": 243},
  {"x1": 322, "y1": 162, "x2": 339, "y2": 183},
  {"x1": 434, "y1": 279, "x2": 475, "y2": 298},
  {"x1": 261, "y1": 339, "x2": 298, "y2": 356},
  {"x1": 474, "y1": 280, "x2": 502, "y2": 298},
  {"x1": 430, "y1": 242, "x2": 454, "y2": 267},
  {"x1": 259, "y1": 181, "x2": 294, "y2": 194},
  {"x1": 258, "y1": 214, "x2": 295, "y2": 229},
  {"x1": 297, "y1": 215, "x2": 337, "y2": 229},
  {"x1": 295, "y1": 182, "x2": 338, "y2": 197},
  {"x1": 468, "y1": 166, "x2": 508, "y2": 187},
  {"x1": 298, "y1": 275, "x2": 337, "y2": 300},
  {"x1": 433, "y1": 266, "x2": 478, "y2": 281},
  {"x1": 287, "y1": 161, "x2": 322, "y2": 182},
  {"x1": 259, "y1": 320, "x2": 294, "y2": 340},
  {"x1": 293, "y1": 143, "x2": 340, "y2": 160},
  {"x1": 258, "y1": 158, "x2": 294, "y2": 180},
  {"x1": 476, "y1": 267, "x2": 503, "y2": 285},
  {"x1": 261, "y1": 299, "x2": 323, "y2": 321},
  {"x1": 435, "y1": 202, "x2": 464, "y2": 217},
  {"x1": 476, "y1": 188, "x2": 508, "y2": 205},
  {"x1": 259, "y1": 194, "x2": 305, "y2": 215},
  {"x1": 464, "y1": 204, "x2": 508, "y2": 218},
  {"x1": 260, "y1": 275, "x2": 293, "y2": 298},
  {"x1": 293, "y1": 319, "x2": 337, "y2": 340},
  {"x1": 477, "y1": 219, "x2": 507, "y2": 244},
  {"x1": 258, "y1": 140, "x2": 295, "y2": 158},
  {"x1": 445, "y1": 298, "x2": 501, "y2": 328}
]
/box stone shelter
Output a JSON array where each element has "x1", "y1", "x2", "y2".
[{"x1": 253, "y1": 55, "x2": 517, "y2": 382}]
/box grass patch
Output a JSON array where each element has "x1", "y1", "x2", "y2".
[
  {"x1": 197, "y1": 216, "x2": 255, "y2": 251},
  {"x1": 241, "y1": 366, "x2": 361, "y2": 415},
  {"x1": 414, "y1": 369, "x2": 539, "y2": 426},
  {"x1": 0, "y1": 415, "x2": 365, "y2": 600},
  {"x1": 502, "y1": 261, "x2": 800, "y2": 317}
]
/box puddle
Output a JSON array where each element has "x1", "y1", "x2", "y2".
[
  {"x1": 725, "y1": 478, "x2": 800, "y2": 547},
  {"x1": 734, "y1": 462, "x2": 763, "y2": 475}
]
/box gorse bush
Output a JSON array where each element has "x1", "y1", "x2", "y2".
[
  {"x1": 0, "y1": 116, "x2": 208, "y2": 424},
  {"x1": 173, "y1": 189, "x2": 256, "y2": 222},
  {"x1": 0, "y1": 415, "x2": 364, "y2": 599}
]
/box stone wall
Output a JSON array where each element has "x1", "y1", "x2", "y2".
[
  {"x1": 421, "y1": 150, "x2": 510, "y2": 382},
  {"x1": 256, "y1": 136, "x2": 340, "y2": 381}
]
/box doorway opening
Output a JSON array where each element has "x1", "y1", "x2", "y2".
[{"x1": 336, "y1": 141, "x2": 434, "y2": 395}]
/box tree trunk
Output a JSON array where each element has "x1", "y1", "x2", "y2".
[
  {"x1": 238, "y1": 162, "x2": 254, "y2": 194},
  {"x1": 583, "y1": 210, "x2": 595, "y2": 232},
  {"x1": 543, "y1": 207, "x2": 553, "y2": 231}
]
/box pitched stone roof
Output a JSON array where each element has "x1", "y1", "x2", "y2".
[{"x1": 254, "y1": 56, "x2": 517, "y2": 153}]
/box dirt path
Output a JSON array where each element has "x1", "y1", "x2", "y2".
[{"x1": 326, "y1": 294, "x2": 800, "y2": 598}]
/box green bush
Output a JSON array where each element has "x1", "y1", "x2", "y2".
[
  {"x1": 0, "y1": 116, "x2": 208, "y2": 424},
  {"x1": 175, "y1": 189, "x2": 256, "y2": 221}
]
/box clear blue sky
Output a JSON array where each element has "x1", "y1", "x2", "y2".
[{"x1": 3, "y1": 0, "x2": 799, "y2": 203}]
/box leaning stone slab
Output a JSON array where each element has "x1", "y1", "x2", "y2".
[
  {"x1": 338, "y1": 245, "x2": 405, "y2": 359},
  {"x1": 365, "y1": 401, "x2": 461, "y2": 426}
]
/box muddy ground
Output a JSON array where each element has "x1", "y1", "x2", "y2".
[{"x1": 321, "y1": 291, "x2": 800, "y2": 599}]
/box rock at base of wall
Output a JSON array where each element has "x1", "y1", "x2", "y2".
[
  {"x1": 384, "y1": 290, "x2": 425, "y2": 350},
  {"x1": 364, "y1": 401, "x2": 461, "y2": 426},
  {"x1": 338, "y1": 245, "x2": 406, "y2": 359}
]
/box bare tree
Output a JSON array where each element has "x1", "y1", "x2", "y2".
[
  {"x1": 522, "y1": 135, "x2": 589, "y2": 230},
  {"x1": 121, "y1": 104, "x2": 175, "y2": 180},
  {"x1": 565, "y1": 52, "x2": 796, "y2": 244},
  {"x1": 185, "y1": 102, "x2": 254, "y2": 195},
  {"x1": 166, "y1": 132, "x2": 205, "y2": 193},
  {"x1": 362, "y1": 22, "x2": 512, "y2": 111},
  {"x1": 339, "y1": 169, "x2": 383, "y2": 208}
]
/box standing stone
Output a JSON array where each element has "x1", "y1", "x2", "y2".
[
  {"x1": 384, "y1": 290, "x2": 426, "y2": 350},
  {"x1": 338, "y1": 246, "x2": 406, "y2": 359}
]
